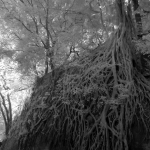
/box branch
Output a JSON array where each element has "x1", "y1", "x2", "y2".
[
  {"x1": 37, "y1": 0, "x2": 46, "y2": 13},
  {"x1": 27, "y1": 12, "x2": 39, "y2": 35},
  {"x1": 97, "y1": 0, "x2": 108, "y2": 37},
  {"x1": 32, "y1": 64, "x2": 39, "y2": 76},
  {"x1": 26, "y1": 0, "x2": 33, "y2": 7},
  {"x1": 14, "y1": 87, "x2": 30, "y2": 92},
  {"x1": 20, "y1": 0, "x2": 24, "y2": 4},
  {"x1": 0, "y1": 102, "x2": 7, "y2": 129},
  {"x1": 45, "y1": 5, "x2": 53, "y2": 45},
  {"x1": 89, "y1": 0, "x2": 100, "y2": 13},
  {"x1": 6, "y1": 94, "x2": 12, "y2": 125},
  {"x1": 0, "y1": 75, "x2": 10, "y2": 90},
  {"x1": 0, "y1": 92, "x2": 9, "y2": 125},
  {"x1": 0, "y1": 0, "x2": 9, "y2": 11},
  {"x1": 14, "y1": 16, "x2": 33, "y2": 33},
  {"x1": 11, "y1": 32, "x2": 23, "y2": 40}
]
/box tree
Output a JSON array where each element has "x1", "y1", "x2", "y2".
[
  {"x1": 0, "y1": 113, "x2": 5, "y2": 140},
  {"x1": 0, "y1": 0, "x2": 118, "y2": 76},
  {"x1": 0, "y1": 58, "x2": 30, "y2": 136},
  {"x1": 0, "y1": 79, "x2": 12, "y2": 136},
  {"x1": 0, "y1": 0, "x2": 79, "y2": 75}
]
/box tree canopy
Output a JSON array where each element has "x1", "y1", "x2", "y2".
[{"x1": 0, "y1": 0, "x2": 119, "y2": 75}]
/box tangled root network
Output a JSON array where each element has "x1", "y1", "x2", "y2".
[
  {"x1": 10, "y1": 3, "x2": 150, "y2": 150},
  {"x1": 14, "y1": 24, "x2": 150, "y2": 150}
]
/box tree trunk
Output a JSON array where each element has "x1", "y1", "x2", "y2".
[{"x1": 132, "y1": 0, "x2": 143, "y2": 38}]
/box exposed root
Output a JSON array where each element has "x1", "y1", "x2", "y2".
[{"x1": 8, "y1": 1, "x2": 150, "y2": 150}]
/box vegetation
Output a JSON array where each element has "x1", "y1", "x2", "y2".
[
  {"x1": 0, "y1": 0, "x2": 150, "y2": 150},
  {"x1": 0, "y1": 58, "x2": 30, "y2": 137}
]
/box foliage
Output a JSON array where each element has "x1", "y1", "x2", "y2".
[{"x1": 0, "y1": 0, "x2": 118, "y2": 76}]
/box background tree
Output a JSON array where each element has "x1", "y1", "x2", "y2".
[
  {"x1": 0, "y1": 76, "x2": 12, "y2": 136},
  {"x1": 0, "y1": 58, "x2": 30, "y2": 136},
  {"x1": 0, "y1": 113, "x2": 5, "y2": 140}
]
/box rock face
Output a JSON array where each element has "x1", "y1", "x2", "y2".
[
  {"x1": 129, "y1": 116, "x2": 147, "y2": 150},
  {"x1": 0, "y1": 141, "x2": 2, "y2": 146},
  {"x1": 0, "y1": 136, "x2": 69, "y2": 150},
  {"x1": 1, "y1": 138, "x2": 18, "y2": 150}
]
